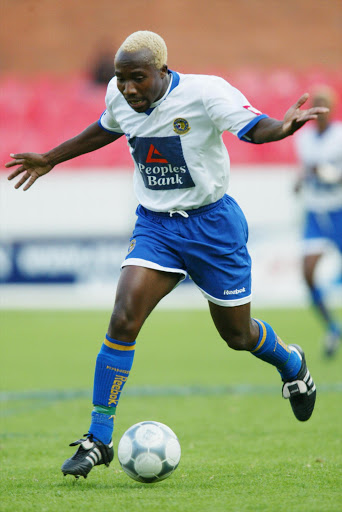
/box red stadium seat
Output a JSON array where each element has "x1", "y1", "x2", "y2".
[{"x1": 1, "y1": 71, "x2": 341, "y2": 170}]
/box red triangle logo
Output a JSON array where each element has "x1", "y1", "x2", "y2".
[{"x1": 146, "y1": 144, "x2": 168, "y2": 163}]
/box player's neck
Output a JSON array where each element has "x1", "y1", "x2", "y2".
[
  {"x1": 161, "y1": 72, "x2": 171, "y2": 96},
  {"x1": 153, "y1": 71, "x2": 172, "y2": 104},
  {"x1": 317, "y1": 120, "x2": 330, "y2": 135}
]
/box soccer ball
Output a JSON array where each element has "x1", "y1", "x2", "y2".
[{"x1": 117, "y1": 421, "x2": 181, "y2": 483}]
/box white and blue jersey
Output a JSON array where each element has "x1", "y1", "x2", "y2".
[
  {"x1": 99, "y1": 70, "x2": 267, "y2": 212},
  {"x1": 98, "y1": 70, "x2": 267, "y2": 306},
  {"x1": 294, "y1": 122, "x2": 342, "y2": 212},
  {"x1": 294, "y1": 122, "x2": 342, "y2": 254}
]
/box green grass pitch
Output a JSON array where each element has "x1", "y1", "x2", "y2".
[{"x1": 1, "y1": 307, "x2": 341, "y2": 512}]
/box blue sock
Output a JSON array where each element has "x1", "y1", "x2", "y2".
[
  {"x1": 311, "y1": 285, "x2": 324, "y2": 306},
  {"x1": 310, "y1": 285, "x2": 340, "y2": 333},
  {"x1": 89, "y1": 334, "x2": 135, "y2": 444},
  {"x1": 251, "y1": 319, "x2": 301, "y2": 380}
]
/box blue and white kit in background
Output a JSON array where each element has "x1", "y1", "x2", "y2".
[
  {"x1": 99, "y1": 70, "x2": 268, "y2": 306},
  {"x1": 294, "y1": 122, "x2": 342, "y2": 254}
]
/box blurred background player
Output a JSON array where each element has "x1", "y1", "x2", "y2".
[
  {"x1": 294, "y1": 86, "x2": 342, "y2": 356},
  {"x1": 89, "y1": 46, "x2": 116, "y2": 86}
]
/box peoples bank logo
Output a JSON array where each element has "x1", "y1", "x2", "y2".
[
  {"x1": 146, "y1": 144, "x2": 168, "y2": 163},
  {"x1": 129, "y1": 136, "x2": 195, "y2": 191}
]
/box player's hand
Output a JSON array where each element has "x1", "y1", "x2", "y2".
[
  {"x1": 5, "y1": 153, "x2": 53, "y2": 190},
  {"x1": 282, "y1": 93, "x2": 329, "y2": 136}
]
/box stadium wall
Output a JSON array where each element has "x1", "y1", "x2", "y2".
[
  {"x1": 1, "y1": 0, "x2": 341, "y2": 74},
  {"x1": 1, "y1": 167, "x2": 340, "y2": 309}
]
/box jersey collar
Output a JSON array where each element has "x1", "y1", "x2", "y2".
[{"x1": 144, "y1": 70, "x2": 180, "y2": 116}]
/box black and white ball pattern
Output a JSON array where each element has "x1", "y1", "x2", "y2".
[{"x1": 117, "y1": 421, "x2": 181, "y2": 483}]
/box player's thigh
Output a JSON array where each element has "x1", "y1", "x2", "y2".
[
  {"x1": 183, "y1": 195, "x2": 252, "y2": 306},
  {"x1": 209, "y1": 301, "x2": 258, "y2": 350},
  {"x1": 108, "y1": 265, "x2": 181, "y2": 339}
]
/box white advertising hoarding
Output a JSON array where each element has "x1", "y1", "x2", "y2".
[{"x1": 0, "y1": 166, "x2": 340, "y2": 309}]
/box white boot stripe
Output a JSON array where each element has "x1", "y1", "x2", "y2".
[
  {"x1": 308, "y1": 385, "x2": 316, "y2": 395},
  {"x1": 94, "y1": 448, "x2": 101, "y2": 459},
  {"x1": 304, "y1": 370, "x2": 310, "y2": 382},
  {"x1": 85, "y1": 455, "x2": 95, "y2": 466},
  {"x1": 89, "y1": 452, "x2": 98, "y2": 464}
]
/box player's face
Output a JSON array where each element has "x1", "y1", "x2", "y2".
[
  {"x1": 312, "y1": 96, "x2": 331, "y2": 127},
  {"x1": 115, "y1": 49, "x2": 169, "y2": 113}
]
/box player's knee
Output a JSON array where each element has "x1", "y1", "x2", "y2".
[
  {"x1": 303, "y1": 256, "x2": 319, "y2": 287},
  {"x1": 221, "y1": 329, "x2": 253, "y2": 351},
  {"x1": 108, "y1": 307, "x2": 140, "y2": 343}
]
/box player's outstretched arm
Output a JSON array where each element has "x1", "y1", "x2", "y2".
[
  {"x1": 247, "y1": 93, "x2": 329, "y2": 144},
  {"x1": 5, "y1": 122, "x2": 122, "y2": 190},
  {"x1": 6, "y1": 153, "x2": 53, "y2": 190}
]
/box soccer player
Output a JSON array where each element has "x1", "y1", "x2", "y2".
[
  {"x1": 6, "y1": 31, "x2": 324, "y2": 479},
  {"x1": 294, "y1": 86, "x2": 342, "y2": 356}
]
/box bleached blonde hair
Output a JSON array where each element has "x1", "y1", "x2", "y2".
[{"x1": 115, "y1": 31, "x2": 168, "y2": 69}]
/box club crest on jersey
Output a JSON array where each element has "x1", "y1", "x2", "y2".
[
  {"x1": 173, "y1": 118, "x2": 191, "y2": 135},
  {"x1": 128, "y1": 239, "x2": 136, "y2": 254}
]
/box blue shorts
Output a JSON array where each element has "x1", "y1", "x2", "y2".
[
  {"x1": 303, "y1": 209, "x2": 342, "y2": 254},
  {"x1": 122, "y1": 195, "x2": 252, "y2": 307}
]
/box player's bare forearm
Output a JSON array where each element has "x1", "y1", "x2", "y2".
[
  {"x1": 6, "y1": 122, "x2": 122, "y2": 190},
  {"x1": 46, "y1": 122, "x2": 122, "y2": 165},
  {"x1": 248, "y1": 118, "x2": 286, "y2": 143},
  {"x1": 247, "y1": 94, "x2": 329, "y2": 144},
  {"x1": 43, "y1": 122, "x2": 122, "y2": 166}
]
